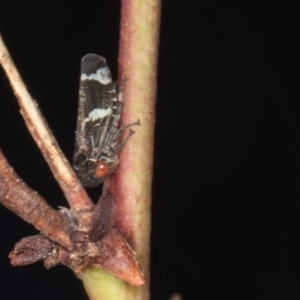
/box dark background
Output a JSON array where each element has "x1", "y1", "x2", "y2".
[{"x1": 1, "y1": 1, "x2": 300, "y2": 299}]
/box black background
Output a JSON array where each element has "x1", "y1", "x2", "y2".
[{"x1": 1, "y1": 1, "x2": 300, "y2": 299}]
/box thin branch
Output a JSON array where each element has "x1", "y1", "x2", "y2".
[
  {"x1": 0, "y1": 34, "x2": 92, "y2": 214},
  {"x1": 0, "y1": 150, "x2": 73, "y2": 250}
]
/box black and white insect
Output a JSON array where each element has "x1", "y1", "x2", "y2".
[{"x1": 73, "y1": 54, "x2": 140, "y2": 187}]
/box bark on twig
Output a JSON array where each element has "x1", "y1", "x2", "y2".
[
  {"x1": 0, "y1": 34, "x2": 92, "y2": 213},
  {"x1": 0, "y1": 150, "x2": 73, "y2": 250}
]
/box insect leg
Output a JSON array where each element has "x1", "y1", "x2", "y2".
[
  {"x1": 112, "y1": 119, "x2": 141, "y2": 143},
  {"x1": 110, "y1": 120, "x2": 140, "y2": 154}
]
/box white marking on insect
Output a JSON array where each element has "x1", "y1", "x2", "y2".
[
  {"x1": 90, "y1": 134, "x2": 95, "y2": 148},
  {"x1": 81, "y1": 67, "x2": 112, "y2": 84},
  {"x1": 86, "y1": 108, "x2": 112, "y2": 122}
]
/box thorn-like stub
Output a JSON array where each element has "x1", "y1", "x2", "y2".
[
  {"x1": 89, "y1": 190, "x2": 115, "y2": 243},
  {"x1": 9, "y1": 235, "x2": 55, "y2": 266},
  {"x1": 91, "y1": 228, "x2": 146, "y2": 286}
]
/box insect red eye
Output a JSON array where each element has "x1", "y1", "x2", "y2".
[{"x1": 95, "y1": 161, "x2": 110, "y2": 178}]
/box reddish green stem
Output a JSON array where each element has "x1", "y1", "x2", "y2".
[{"x1": 79, "y1": 0, "x2": 161, "y2": 299}]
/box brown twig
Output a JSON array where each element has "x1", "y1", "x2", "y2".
[
  {"x1": 0, "y1": 34, "x2": 92, "y2": 213},
  {"x1": 0, "y1": 150, "x2": 73, "y2": 250}
]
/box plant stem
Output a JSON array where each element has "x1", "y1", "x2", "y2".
[{"x1": 79, "y1": 0, "x2": 161, "y2": 298}]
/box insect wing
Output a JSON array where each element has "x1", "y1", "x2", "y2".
[{"x1": 74, "y1": 54, "x2": 122, "y2": 187}]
